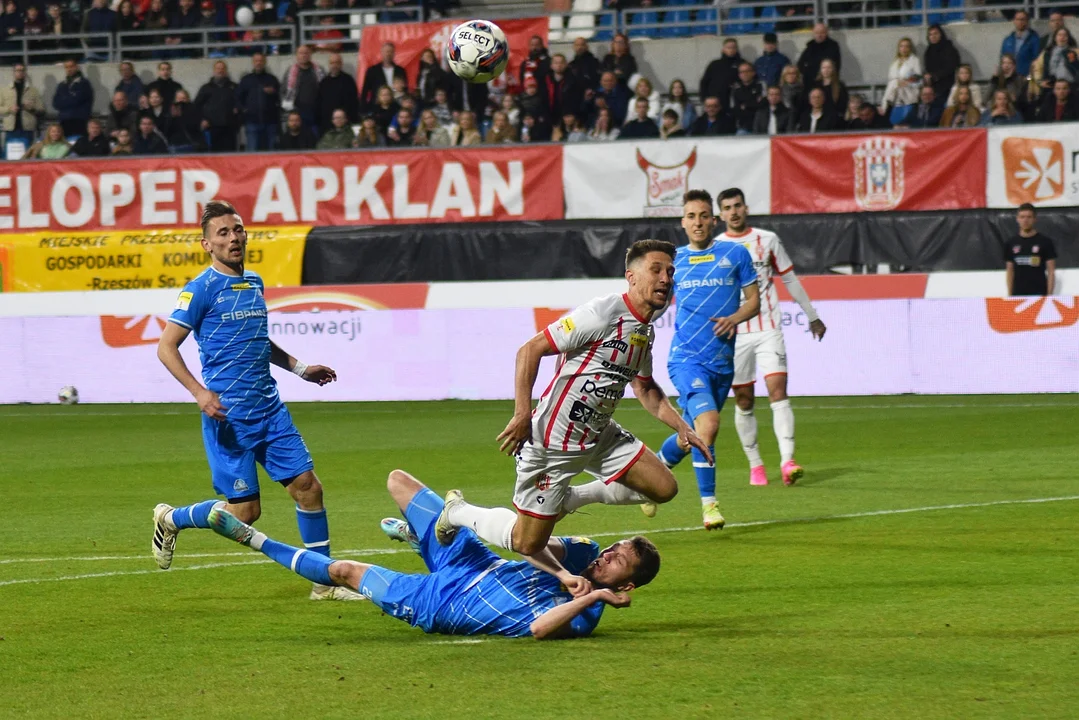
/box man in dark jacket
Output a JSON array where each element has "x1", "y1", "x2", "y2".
[
  {"x1": 690, "y1": 95, "x2": 735, "y2": 136},
  {"x1": 195, "y1": 60, "x2": 239, "y2": 151},
  {"x1": 588, "y1": 70, "x2": 630, "y2": 126},
  {"x1": 1039, "y1": 79, "x2": 1079, "y2": 122},
  {"x1": 797, "y1": 23, "x2": 842, "y2": 83},
  {"x1": 71, "y1": 119, "x2": 110, "y2": 156},
  {"x1": 730, "y1": 62, "x2": 766, "y2": 133},
  {"x1": 449, "y1": 75, "x2": 488, "y2": 118},
  {"x1": 752, "y1": 85, "x2": 790, "y2": 135},
  {"x1": 791, "y1": 87, "x2": 840, "y2": 133},
  {"x1": 317, "y1": 52, "x2": 359, "y2": 132},
  {"x1": 52, "y1": 59, "x2": 94, "y2": 137},
  {"x1": 168, "y1": 89, "x2": 207, "y2": 152},
  {"x1": 620, "y1": 98, "x2": 659, "y2": 139},
  {"x1": 569, "y1": 37, "x2": 601, "y2": 91},
  {"x1": 114, "y1": 61, "x2": 145, "y2": 109},
  {"x1": 133, "y1": 115, "x2": 169, "y2": 154},
  {"x1": 699, "y1": 38, "x2": 744, "y2": 109},
  {"x1": 543, "y1": 53, "x2": 583, "y2": 121},
  {"x1": 897, "y1": 85, "x2": 943, "y2": 128},
  {"x1": 519, "y1": 34, "x2": 551, "y2": 87},
  {"x1": 361, "y1": 42, "x2": 407, "y2": 110},
  {"x1": 237, "y1": 52, "x2": 280, "y2": 151},
  {"x1": 754, "y1": 33, "x2": 790, "y2": 87},
  {"x1": 166, "y1": 0, "x2": 201, "y2": 59},
  {"x1": 83, "y1": 0, "x2": 116, "y2": 57},
  {"x1": 105, "y1": 90, "x2": 138, "y2": 140},
  {"x1": 846, "y1": 102, "x2": 892, "y2": 131},
  {"x1": 147, "y1": 62, "x2": 184, "y2": 114},
  {"x1": 278, "y1": 110, "x2": 316, "y2": 150}
]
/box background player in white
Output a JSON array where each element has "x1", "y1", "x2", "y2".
[
  {"x1": 717, "y1": 188, "x2": 826, "y2": 486},
  {"x1": 433, "y1": 240, "x2": 711, "y2": 570}
]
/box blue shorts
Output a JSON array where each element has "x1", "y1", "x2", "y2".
[
  {"x1": 201, "y1": 403, "x2": 314, "y2": 501},
  {"x1": 668, "y1": 362, "x2": 734, "y2": 424},
  {"x1": 360, "y1": 488, "x2": 500, "y2": 633}
]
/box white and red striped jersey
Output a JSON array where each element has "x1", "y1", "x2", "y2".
[
  {"x1": 534, "y1": 293, "x2": 654, "y2": 452},
  {"x1": 717, "y1": 227, "x2": 794, "y2": 334}
]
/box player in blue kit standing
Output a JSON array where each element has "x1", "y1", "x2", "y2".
[
  {"x1": 152, "y1": 200, "x2": 361, "y2": 601},
  {"x1": 648, "y1": 189, "x2": 761, "y2": 530}
]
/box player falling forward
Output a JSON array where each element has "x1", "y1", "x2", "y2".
[
  {"x1": 152, "y1": 200, "x2": 360, "y2": 601},
  {"x1": 208, "y1": 470, "x2": 659, "y2": 639},
  {"x1": 720, "y1": 188, "x2": 825, "y2": 486},
  {"x1": 433, "y1": 240, "x2": 710, "y2": 570},
  {"x1": 648, "y1": 189, "x2": 761, "y2": 529}
]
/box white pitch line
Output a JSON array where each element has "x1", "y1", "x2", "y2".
[
  {"x1": 2, "y1": 495, "x2": 1077, "y2": 588},
  {"x1": 429, "y1": 638, "x2": 490, "y2": 645},
  {"x1": 0, "y1": 546, "x2": 410, "y2": 566}
]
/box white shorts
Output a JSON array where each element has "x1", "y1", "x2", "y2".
[
  {"x1": 512, "y1": 421, "x2": 646, "y2": 519},
  {"x1": 733, "y1": 329, "x2": 788, "y2": 387}
]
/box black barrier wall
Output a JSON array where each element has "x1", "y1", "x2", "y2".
[{"x1": 302, "y1": 208, "x2": 1079, "y2": 284}]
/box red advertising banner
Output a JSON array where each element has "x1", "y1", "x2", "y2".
[
  {"x1": 770, "y1": 129, "x2": 987, "y2": 214},
  {"x1": 358, "y1": 17, "x2": 548, "y2": 92},
  {"x1": 0, "y1": 146, "x2": 563, "y2": 232}
]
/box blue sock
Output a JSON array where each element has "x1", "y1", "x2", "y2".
[
  {"x1": 170, "y1": 500, "x2": 220, "y2": 530},
  {"x1": 691, "y1": 446, "x2": 716, "y2": 500},
  {"x1": 659, "y1": 433, "x2": 689, "y2": 468},
  {"x1": 296, "y1": 506, "x2": 330, "y2": 557},
  {"x1": 259, "y1": 537, "x2": 334, "y2": 586}
]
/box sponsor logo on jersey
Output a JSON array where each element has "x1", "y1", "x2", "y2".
[
  {"x1": 581, "y1": 378, "x2": 623, "y2": 400},
  {"x1": 175, "y1": 291, "x2": 193, "y2": 311},
  {"x1": 628, "y1": 333, "x2": 648, "y2": 348},
  {"x1": 636, "y1": 147, "x2": 698, "y2": 218},
  {"x1": 678, "y1": 278, "x2": 735, "y2": 290},
  {"x1": 230, "y1": 282, "x2": 254, "y2": 290},
  {"x1": 559, "y1": 317, "x2": 575, "y2": 333},
  {"x1": 536, "y1": 474, "x2": 553, "y2": 491},
  {"x1": 688, "y1": 254, "x2": 714, "y2": 265},
  {"x1": 853, "y1": 136, "x2": 905, "y2": 211},
  {"x1": 719, "y1": 256, "x2": 732, "y2": 268},
  {"x1": 220, "y1": 309, "x2": 268, "y2": 321},
  {"x1": 986, "y1": 297, "x2": 1079, "y2": 333},
  {"x1": 1001, "y1": 137, "x2": 1064, "y2": 204},
  {"x1": 568, "y1": 400, "x2": 594, "y2": 424},
  {"x1": 233, "y1": 478, "x2": 249, "y2": 492},
  {"x1": 601, "y1": 339, "x2": 629, "y2": 353},
  {"x1": 691, "y1": 377, "x2": 706, "y2": 389}
]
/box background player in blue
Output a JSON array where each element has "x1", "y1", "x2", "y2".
[
  {"x1": 206, "y1": 470, "x2": 659, "y2": 639},
  {"x1": 152, "y1": 200, "x2": 361, "y2": 601},
  {"x1": 650, "y1": 189, "x2": 761, "y2": 531}
]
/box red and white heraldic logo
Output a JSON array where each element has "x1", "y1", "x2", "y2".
[
  {"x1": 1001, "y1": 137, "x2": 1064, "y2": 205},
  {"x1": 985, "y1": 297, "x2": 1079, "y2": 333},
  {"x1": 853, "y1": 136, "x2": 906, "y2": 211},
  {"x1": 636, "y1": 147, "x2": 697, "y2": 218}
]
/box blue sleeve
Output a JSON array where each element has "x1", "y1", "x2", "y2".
[
  {"x1": 737, "y1": 247, "x2": 758, "y2": 287},
  {"x1": 555, "y1": 537, "x2": 601, "y2": 575},
  {"x1": 568, "y1": 601, "x2": 605, "y2": 638},
  {"x1": 168, "y1": 280, "x2": 210, "y2": 333}
]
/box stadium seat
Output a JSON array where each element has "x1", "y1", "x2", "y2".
[
  {"x1": 567, "y1": 0, "x2": 598, "y2": 39},
  {"x1": 944, "y1": 0, "x2": 964, "y2": 24},
  {"x1": 594, "y1": 10, "x2": 615, "y2": 41},
  {"x1": 757, "y1": 5, "x2": 778, "y2": 32},
  {"x1": 658, "y1": 0, "x2": 692, "y2": 38},
  {"x1": 723, "y1": 6, "x2": 755, "y2": 34},
  {"x1": 627, "y1": 9, "x2": 660, "y2": 38},
  {"x1": 907, "y1": 0, "x2": 947, "y2": 25},
  {"x1": 697, "y1": 4, "x2": 718, "y2": 34},
  {"x1": 549, "y1": 13, "x2": 565, "y2": 41}
]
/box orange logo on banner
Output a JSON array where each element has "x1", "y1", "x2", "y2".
[
  {"x1": 1001, "y1": 138, "x2": 1064, "y2": 205},
  {"x1": 985, "y1": 297, "x2": 1079, "y2": 333},
  {"x1": 264, "y1": 284, "x2": 430, "y2": 312},
  {"x1": 533, "y1": 307, "x2": 568, "y2": 333},
  {"x1": 101, "y1": 315, "x2": 168, "y2": 347}
]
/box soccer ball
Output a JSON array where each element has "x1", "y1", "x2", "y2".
[
  {"x1": 446, "y1": 20, "x2": 509, "y2": 84},
  {"x1": 58, "y1": 386, "x2": 79, "y2": 405}
]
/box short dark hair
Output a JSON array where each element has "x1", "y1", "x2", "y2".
[
  {"x1": 1018, "y1": 202, "x2": 1036, "y2": 214},
  {"x1": 627, "y1": 536, "x2": 660, "y2": 588},
  {"x1": 717, "y1": 187, "x2": 745, "y2": 206},
  {"x1": 662, "y1": 108, "x2": 679, "y2": 121},
  {"x1": 201, "y1": 200, "x2": 238, "y2": 237},
  {"x1": 625, "y1": 239, "x2": 676, "y2": 269},
  {"x1": 683, "y1": 189, "x2": 713, "y2": 208}
]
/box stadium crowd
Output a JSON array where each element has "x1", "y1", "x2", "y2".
[{"x1": 1, "y1": 8, "x2": 1078, "y2": 156}]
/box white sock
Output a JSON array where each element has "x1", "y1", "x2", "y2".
[
  {"x1": 772, "y1": 399, "x2": 796, "y2": 463},
  {"x1": 700, "y1": 495, "x2": 715, "y2": 505},
  {"x1": 565, "y1": 480, "x2": 647, "y2": 511},
  {"x1": 734, "y1": 406, "x2": 764, "y2": 468},
  {"x1": 447, "y1": 502, "x2": 517, "y2": 550},
  {"x1": 249, "y1": 531, "x2": 267, "y2": 551}
]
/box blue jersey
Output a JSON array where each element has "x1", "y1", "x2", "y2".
[
  {"x1": 668, "y1": 240, "x2": 758, "y2": 373},
  {"x1": 168, "y1": 267, "x2": 281, "y2": 420},
  {"x1": 434, "y1": 537, "x2": 604, "y2": 638}
]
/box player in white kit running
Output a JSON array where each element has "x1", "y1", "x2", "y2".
[
  {"x1": 716, "y1": 188, "x2": 826, "y2": 486},
  {"x1": 433, "y1": 240, "x2": 711, "y2": 575}
]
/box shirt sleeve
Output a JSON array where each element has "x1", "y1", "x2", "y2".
[
  {"x1": 567, "y1": 601, "x2": 605, "y2": 638},
  {"x1": 544, "y1": 301, "x2": 609, "y2": 354},
  {"x1": 1003, "y1": 242, "x2": 1015, "y2": 263},
  {"x1": 738, "y1": 247, "x2": 759, "y2": 287},
  {"x1": 1043, "y1": 238, "x2": 1057, "y2": 260},
  {"x1": 554, "y1": 537, "x2": 601, "y2": 574},
  {"x1": 168, "y1": 280, "x2": 209, "y2": 333},
  {"x1": 771, "y1": 236, "x2": 795, "y2": 275}
]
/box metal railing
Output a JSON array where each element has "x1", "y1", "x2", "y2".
[
  {"x1": 116, "y1": 24, "x2": 296, "y2": 59},
  {"x1": 297, "y1": 7, "x2": 422, "y2": 47},
  {"x1": 0, "y1": 33, "x2": 116, "y2": 66}
]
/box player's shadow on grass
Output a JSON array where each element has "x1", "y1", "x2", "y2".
[{"x1": 791, "y1": 466, "x2": 853, "y2": 486}]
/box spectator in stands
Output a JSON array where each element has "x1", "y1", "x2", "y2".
[
  {"x1": 354, "y1": 116, "x2": 385, "y2": 148},
  {"x1": 520, "y1": 34, "x2": 551, "y2": 86},
  {"x1": 312, "y1": 15, "x2": 344, "y2": 53},
  {"x1": 946, "y1": 64, "x2": 984, "y2": 111},
  {"x1": 550, "y1": 112, "x2": 574, "y2": 142},
  {"x1": 414, "y1": 109, "x2": 450, "y2": 147},
  {"x1": 565, "y1": 115, "x2": 589, "y2": 142},
  {"x1": 1034, "y1": 28, "x2": 1078, "y2": 93},
  {"x1": 847, "y1": 102, "x2": 891, "y2": 131},
  {"x1": 569, "y1": 37, "x2": 601, "y2": 92},
  {"x1": 282, "y1": 45, "x2": 325, "y2": 133},
  {"x1": 316, "y1": 108, "x2": 355, "y2": 149},
  {"x1": 780, "y1": 64, "x2": 805, "y2": 115},
  {"x1": 659, "y1": 109, "x2": 684, "y2": 139},
  {"x1": 278, "y1": 110, "x2": 317, "y2": 150},
  {"x1": 1000, "y1": 10, "x2": 1039, "y2": 78},
  {"x1": 897, "y1": 85, "x2": 942, "y2": 128},
  {"x1": 602, "y1": 33, "x2": 637, "y2": 89},
  {"x1": 165, "y1": 0, "x2": 200, "y2": 58},
  {"x1": 112, "y1": 127, "x2": 133, "y2": 154},
  {"x1": 52, "y1": 59, "x2": 93, "y2": 138},
  {"x1": 588, "y1": 106, "x2": 619, "y2": 141},
  {"x1": 753, "y1": 85, "x2": 789, "y2": 135},
  {"x1": 1005, "y1": 203, "x2": 1056, "y2": 297},
  {"x1": 116, "y1": 0, "x2": 141, "y2": 38},
  {"x1": 429, "y1": 88, "x2": 454, "y2": 127},
  {"x1": 148, "y1": 63, "x2": 183, "y2": 114},
  {"x1": 990, "y1": 54, "x2": 1027, "y2": 110},
  {"x1": 485, "y1": 110, "x2": 518, "y2": 143},
  {"x1": 621, "y1": 97, "x2": 659, "y2": 139},
  {"x1": 449, "y1": 110, "x2": 481, "y2": 145},
  {"x1": 755, "y1": 32, "x2": 790, "y2": 88},
  {"x1": 0, "y1": 0, "x2": 25, "y2": 51},
  {"x1": 195, "y1": 60, "x2": 239, "y2": 151},
  {"x1": 238, "y1": 52, "x2": 280, "y2": 152},
  {"x1": 133, "y1": 114, "x2": 168, "y2": 154},
  {"x1": 923, "y1": 24, "x2": 959, "y2": 105},
  {"x1": 115, "y1": 62, "x2": 145, "y2": 109},
  {"x1": 144, "y1": 0, "x2": 170, "y2": 54},
  {"x1": 879, "y1": 38, "x2": 922, "y2": 121},
  {"x1": 23, "y1": 4, "x2": 47, "y2": 40},
  {"x1": 811, "y1": 58, "x2": 848, "y2": 119},
  {"x1": 370, "y1": 85, "x2": 399, "y2": 133},
  {"x1": 546, "y1": 54, "x2": 584, "y2": 121},
  {"x1": 660, "y1": 79, "x2": 696, "y2": 132},
  {"x1": 791, "y1": 87, "x2": 839, "y2": 133},
  {"x1": 417, "y1": 48, "x2": 450, "y2": 104},
  {"x1": 71, "y1": 119, "x2": 110, "y2": 156},
  {"x1": 44, "y1": 4, "x2": 78, "y2": 62},
  {"x1": 27, "y1": 123, "x2": 70, "y2": 159},
  {"x1": 0, "y1": 63, "x2": 44, "y2": 140},
  {"x1": 731, "y1": 62, "x2": 765, "y2": 134},
  {"x1": 362, "y1": 42, "x2": 406, "y2": 110},
  {"x1": 316, "y1": 53, "x2": 358, "y2": 133},
  {"x1": 280, "y1": 0, "x2": 310, "y2": 54},
  {"x1": 797, "y1": 23, "x2": 842, "y2": 84},
  {"x1": 939, "y1": 86, "x2": 980, "y2": 127},
  {"x1": 1039, "y1": 78, "x2": 1079, "y2": 122},
  {"x1": 247, "y1": 0, "x2": 281, "y2": 53},
  {"x1": 624, "y1": 76, "x2": 659, "y2": 124},
  {"x1": 449, "y1": 74, "x2": 488, "y2": 121},
  {"x1": 690, "y1": 95, "x2": 735, "y2": 136},
  {"x1": 590, "y1": 70, "x2": 629, "y2": 126},
  {"x1": 980, "y1": 89, "x2": 1023, "y2": 126},
  {"x1": 386, "y1": 108, "x2": 416, "y2": 146},
  {"x1": 141, "y1": 88, "x2": 172, "y2": 136},
  {"x1": 169, "y1": 89, "x2": 205, "y2": 152},
  {"x1": 842, "y1": 93, "x2": 863, "y2": 126},
  {"x1": 1040, "y1": 12, "x2": 1075, "y2": 53},
  {"x1": 699, "y1": 38, "x2": 743, "y2": 109}
]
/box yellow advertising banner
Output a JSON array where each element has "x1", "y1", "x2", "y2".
[{"x1": 0, "y1": 226, "x2": 310, "y2": 292}]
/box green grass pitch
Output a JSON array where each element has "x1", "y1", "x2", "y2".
[{"x1": 1, "y1": 396, "x2": 1077, "y2": 719}]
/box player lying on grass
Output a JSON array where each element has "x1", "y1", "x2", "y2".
[{"x1": 206, "y1": 470, "x2": 660, "y2": 639}]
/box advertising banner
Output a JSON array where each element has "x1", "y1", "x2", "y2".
[
  {"x1": 0, "y1": 225, "x2": 307, "y2": 292},
  {"x1": 986, "y1": 123, "x2": 1079, "y2": 208},
  {"x1": 357, "y1": 17, "x2": 548, "y2": 92},
  {"x1": 770, "y1": 129, "x2": 987, "y2": 214},
  {"x1": 0, "y1": 146, "x2": 562, "y2": 232},
  {"x1": 563, "y1": 138, "x2": 771, "y2": 219}
]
